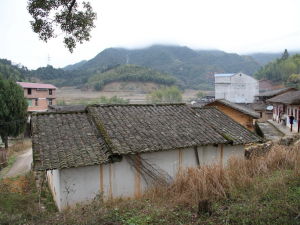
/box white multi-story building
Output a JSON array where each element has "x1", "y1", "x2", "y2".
[{"x1": 215, "y1": 72, "x2": 259, "y2": 103}]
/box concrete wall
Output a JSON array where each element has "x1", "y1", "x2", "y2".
[
  {"x1": 48, "y1": 144, "x2": 245, "y2": 210},
  {"x1": 215, "y1": 73, "x2": 259, "y2": 103}
]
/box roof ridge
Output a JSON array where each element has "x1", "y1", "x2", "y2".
[
  {"x1": 32, "y1": 110, "x2": 87, "y2": 116},
  {"x1": 192, "y1": 107, "x2": 262, "y2": 144},
  {"x1": 87, "y1": 103, "x2": 186, "y2": 107}
]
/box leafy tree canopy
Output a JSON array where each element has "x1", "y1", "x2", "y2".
[
  {"x1": 0, "y1": 59, "x2": 29, "y2": 81},
  {"x1": 281, "y1": 49, "x2": 289, "y2": 60},
  {"x1": 148, "y1": 86, "x2": 182, "y2": 103},
  {"x1": 255, "y1": 51, "x2": 300, "y2": 85},
  {"x1": 88, "y1": 64, "x2": 177, "y2": 91},
  {"x1": 27, "y1": 0, "x2": 97, "y2": 52},
  {"x1": 0, "y1": 78, "x2": 27, "y2": 148}
]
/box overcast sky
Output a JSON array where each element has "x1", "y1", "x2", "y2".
[{"x1": 1, "y1": 0, "x2": 300, "y2": 69}]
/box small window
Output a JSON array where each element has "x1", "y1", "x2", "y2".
[
  {"x1": 49, "y1": 89, "x2": 52, "y2": 95},
  {"x1": 48, "y1": 99, "x2": 53, "y2": 106},
  {"x1": 27, "y1": 99, "x2": 32, "y2": 106},
  {"x1": 27, "y1": 88, "x2": 32, "y2": 95},
  {"x1": 35, "y1": 99, "x2": 38, "y2": 106}
]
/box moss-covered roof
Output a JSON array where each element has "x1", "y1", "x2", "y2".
[
  {"x1": 31, "y1": 103, "x2": 261, "y2": 171},
  {"x1": 32, "y1": 111, "x2": 110, "y2": 171},
  {"x1": 192, "y1": 107, "x2": 262, "y2": 145}
]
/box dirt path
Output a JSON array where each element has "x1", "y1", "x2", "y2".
[{"x1": 4, "y1": 148, "x2": 32, "y2": 178}]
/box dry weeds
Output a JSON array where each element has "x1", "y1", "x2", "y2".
[{"x1": 146, "y1": 144, "x2": 300, "y2": 206}]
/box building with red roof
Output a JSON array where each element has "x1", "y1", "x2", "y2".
[{"x1": 17, "y1": 82, "x2": 57, "y2": 112}]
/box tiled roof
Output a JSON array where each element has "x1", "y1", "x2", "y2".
[
  {"x1": 207, "y1": 99, "x2": 260, "y2": 118},
  {"x1": 257, "y1": 88, "x2": 296, "y2": 97},
  {"x1": 267, "y1": 90, "x2": 300, "y2": 105},
  {"x1": 31, "y1": 111, "x2": 110, "y2": 170},
  {"x1": 48, "y1": 105, "x2": 86, "y2": 112},
  {"x1": 192, "y1": 107, "x2": 262, "y2": 145},
  {"x1": 32, "y1": 103, "x2": 261, "y2": 171},
  {"x1": 87, "y1": 104, "x2": 228, "y2": 155},
  {"x1": 17, "y1": 82, "x2": 57, "y2": 89}
]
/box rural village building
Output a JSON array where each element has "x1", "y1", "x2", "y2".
[
  {"x1": 267, "y1": 90, "x2": 300, "y2": 132},
  {"x1": 215, "y1": 73, "x2": 259, "y2": 103},
  {"x1": 17, "y1": 82, "x2": 57, "y2": 112},
  {"x1": 205, "y1": 99, "x2": 260, "y2": 131},
  {"x1": 254, "y1": 88, "x2": 297, "y2": 122},
  {"x1": 31, "y1": 104, "x2": 261, "y2": 211}
]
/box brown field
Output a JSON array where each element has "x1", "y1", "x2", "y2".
[{"x1": 56, "y1": 85, "x2": 200, "y2": 104}]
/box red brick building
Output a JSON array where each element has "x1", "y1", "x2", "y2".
[{"x1": 17, "y1": 82, "x2": 57, "y2": 112}]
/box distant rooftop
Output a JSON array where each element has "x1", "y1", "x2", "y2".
[
  {"x1": 214, "y1": 73, "x2": 235, "y2": 77},
  {"x1": 206, "y1": 99, "x2": 260, "y2": 119},
  {"x1": 257, "y1": 87, "x2": 297, "y2": 97},
  {"x1": 17, "y1": 82, "x2": 57, "y2": 89}
]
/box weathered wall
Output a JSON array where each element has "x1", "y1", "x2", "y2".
[
  {"x1": 208, "y1": 102, "x2": 255, "y2": 131},
  {"x1": 51, "y1": 144, "x2": 244, "y2": 210},
  {"x1": 215, "y1": 73, "x2": 259, "y2": 103},
  {"x1": 47, "y1": 170, "x2": 61, "y2": 210}
]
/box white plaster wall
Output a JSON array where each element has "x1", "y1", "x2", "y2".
[
  {"x1": 101, "y1": 157, "x2": 137, "y2": 199},
  {"x1": 197, "y1": 145, "x2": 220, "y2": 166},
  {"x1": 59, "y1": 165, "x2": 100, "y2": 209},
  {"x1": 47, "y1": 170, "x2": 61, "y2": 210},
  {"x1": 230, "y1": 73, "x2": 258, "y2": 103},
  {"x1": 55, "y1": 144, "x2": 245, "y2": 210},
  {"x1": 215, "y1": 73, "x2": 258, "y2": 103},
  {"x1": 223, "y1": 145, "x2": 244, "y2": 165}
]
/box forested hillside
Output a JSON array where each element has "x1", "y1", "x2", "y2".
[
  {"x1": 4, "y1": 45, "x2": 286, "y2": 90},
  {"x1": 87, "y1": 64, "x2": 176, "y2": 91},
  {"x1": 255, "y1": 50, "x2": 300, "y2": 88},
  {"x1": 63, "y1": 45, "x2": 261, "y2": 89},
  {"x1": 0, "y1": 59, "x2": 28, "y2": 81}
]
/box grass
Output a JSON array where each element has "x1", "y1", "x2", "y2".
[{"x1": 0, "y1": 144, "x2": 299, "y2": 224}]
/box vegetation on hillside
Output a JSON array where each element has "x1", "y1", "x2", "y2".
[
  {"x1": 58, "y1": 96, "x2": 130, "y2": 105},
  {"x1": 0, "y1": 143, "x2": 299, "y2": 224},
  {"x1": 0, "y1": 59, "x2": 28, "y2": 81},
  {"x1": 19, "y1": 45, "x2": 261, "y2": 89},
  {"x1": 88, "y1": 64, "x2": 177, "y2": 91},
  {"x1": 147, "y1": 86, "x2": 182, "y2": 103},
  {"x1": 66, "y1": 45, "x2": 260, "y2": 90},
  {"x1": 255, "y1": 50, "x2": 300, "y2": 88}
]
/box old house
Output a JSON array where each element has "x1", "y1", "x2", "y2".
[
  {"x1": 17, "y1": 82, "x2": 57, "y2": 112},
  {"x1": 254, "y1": 88, "x2": 297, "y2": 121},
  {"x1": 215, "y1": 73, "x2": 259, "y2": 103},
  {"x1": 267, "y1": 90, "x2": 300, "y2": 132},
  {"x1": 31, "y1": 104, "x2": 260, "y2": 210},
  {"x1": 205, "y1": 99, "x2": 260, "y2": 131}
]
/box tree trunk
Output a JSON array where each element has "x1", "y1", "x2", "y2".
[
  {"x1": 1, "y1": 135, "x2": 8, "y2": 149},
  {"x1": 3, "y1": 136, "x2": 8, "y2": 149}
]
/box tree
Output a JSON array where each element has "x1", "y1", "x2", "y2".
[
  {"x1": 148, "y1": 86, "x2": 182, "y2": 103},
  {"x1": 196, "y1": 91, "x2": 204, "y2": 99},
  {"x1": 27, "y1": 0, "x2": 97, "y2": 52},
  {"x1": 281, "y1": 49, "x2": 289, "y2": 60},
  {"x1": 0, "y1": 78, "x2": 27, "y2": 149}
]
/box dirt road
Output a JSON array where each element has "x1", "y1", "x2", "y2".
[{"x1": 4, "y1": 148, "x2": 32, "y2": 178}]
